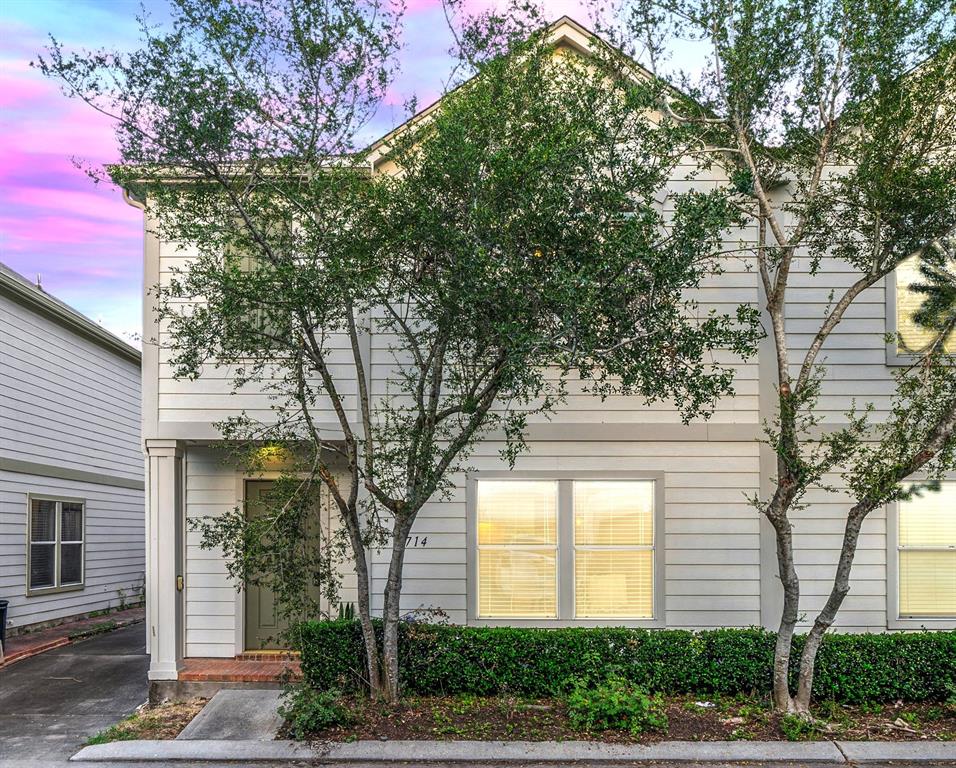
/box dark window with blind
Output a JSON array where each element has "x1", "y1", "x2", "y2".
[{"x1": 28, "y1": 497, "x2": 84, "y2": 593}]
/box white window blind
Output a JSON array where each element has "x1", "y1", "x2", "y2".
[
  {"x1": 898, "y1": 483, "x2": 956, "y2": 617},
  {"x1": 574, "y1": 481, "x2": 654, "y2": 618},
  {"x1": 475, "y1": 478, "x2": 657, "y2": 621},
  {"x1": 28, "y1": 497, "x2": 85, "y2": 593},
  {"x1": 895, "y1": 257, "x2": 956, "y2": 354},
  {"x1": 476, "y1": 481, "x2": 557, "y2": 618}
]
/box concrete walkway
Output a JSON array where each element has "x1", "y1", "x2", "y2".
[
  {"x1": 176, "y1": 689, "x2": 284, "y2": 740},
  {"x1": 0, "y1": 623, "x2": 147, "y2": 768}
]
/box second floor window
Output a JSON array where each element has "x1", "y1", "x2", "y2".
[{"x1": 894, "y1": 256, "x2": 956, "y2": 355}]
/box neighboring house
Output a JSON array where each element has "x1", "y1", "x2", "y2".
[
  {"x1": 0, "y1": 262, "x2": 145, "y2": 636},
  {"x1": 128, "y1": 18, "x2": 955, "y2": 689}
]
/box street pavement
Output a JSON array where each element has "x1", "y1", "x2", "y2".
[{"x1": 0, "y1": 623, "x2": 148, "y2": 768}]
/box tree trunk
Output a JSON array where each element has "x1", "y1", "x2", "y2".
[
  {"x1": 380, "y1": 517, "x2": 413, "y2": 702},
  {"x1": 770, "y1": 511, "x2": 801, "y2": 713},
  {"x1": 336, "y1": 496, "x2": 383, "y2": 698},
  {"x1": 352, "y1": 542, "x2": 383, "y2": 698},
  {"x1": 792, "y1": 507, "x2": 868, "y2": 712}
]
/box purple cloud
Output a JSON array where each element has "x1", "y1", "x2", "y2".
[{"x1": 0, "y1": 0, "x2": 591, "y2": 344}]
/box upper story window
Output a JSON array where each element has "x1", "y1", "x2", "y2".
[
  {"x1": 893, "y1": 256, "x2": 956, "y2": 357},
  {"x1": 474, "y1": 478, "x2": 657, "y2": 622},
  {"x1": 898, "y1": 483, "x2": 956, "y2": 618},
  {"x1": 28, "y1": 497, "x2": 85, "y2": 595}
]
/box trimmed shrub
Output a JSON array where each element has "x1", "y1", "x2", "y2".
[{"x1": 295, "y1": 619, "x2": 956, "y2": 704}]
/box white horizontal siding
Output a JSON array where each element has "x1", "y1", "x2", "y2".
[
  {"x1": 0, "y1": 295, "x2": 142, "y2": 480},
  {"x1": 0, "y1": 470, "x2": 145, "y2": 629},
  {"x1": 367, "y1": 439, "x2": 762, "y2": 629}
]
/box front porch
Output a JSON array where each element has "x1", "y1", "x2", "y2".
[{"x1": 179, "y1": 654, "x2": 301, "y2": 683}]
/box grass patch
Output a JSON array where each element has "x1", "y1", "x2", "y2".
[
  {"x1": 85, "y1": 699, "x2": 207, "y2": 745},
  {"x1": 68, "y1": 620, "x2": 117, "y2": 642}
]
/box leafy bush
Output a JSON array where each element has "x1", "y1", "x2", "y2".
[
  {"x1": 566, "y1": 677, "x2": 668, "y2": 735},
  {"x1": 278, "y1": 685, "x2": 352, "y2": 739},
  {"x1": 780, "y1": 713, "x2": 823, "y2": 742},
  {"x1": 296, "y1": 620, "x2": 956, "y2": 704}
]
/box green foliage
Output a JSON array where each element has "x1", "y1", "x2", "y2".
[
  {"x1": 780, "y1": 713, "x2": 822, "y2": 742},
  {"x1": 37, "y1": 4, "x2": 762, "y2": 684},
  {"x1": 566, "y1": 676, "x2": 668, "y2": 735},
  {"x1": 297, "y1": 620, "x2": 956, "y2": 703},
  {"x1": 278, "y1": 685, "x2": 353, "y2": 739}
]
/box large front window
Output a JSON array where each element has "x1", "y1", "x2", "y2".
[
  {"x1": 898, "y1": 483, "x2": 956, "y2": 617},
  {"x1": 475, "y1": 478, "x2": 657, "y2": 621}
]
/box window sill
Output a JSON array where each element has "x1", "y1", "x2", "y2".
[
  {"x1": 887, "y1": 615, "x2": 956, "y2": 630},
  {"x1": 469, "y1": 617, "x2": 665, "y2": 629},
  {"x1": 26, "y1": 583, "x2": 85, "y2": 598}
]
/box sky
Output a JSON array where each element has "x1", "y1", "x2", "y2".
[{"x1": 0, "y1": 0, "x2": 596, "y2": 344}]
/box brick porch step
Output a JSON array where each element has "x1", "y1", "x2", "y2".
[
  {"x1": 179, "y1": 657, "x2": 302, "y2": 683},
  {"x1": 236, "y1": 650, "x2": 300, "y2": 662}
]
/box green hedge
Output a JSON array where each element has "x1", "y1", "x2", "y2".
[{"x1": 296, "y1": 620, "x2": 956, "y2": 703}]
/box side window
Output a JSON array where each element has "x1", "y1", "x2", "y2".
[
  {"x1": 28, "y1": 497, "x2": 85, "y2": 594},
  {"x1": 897, "y1": 483, "x2": 956, "y2": 618}
]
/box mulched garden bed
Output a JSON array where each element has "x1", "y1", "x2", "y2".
[{"x1": 297, "y1": 694, "x2": 956, "y2": 743}]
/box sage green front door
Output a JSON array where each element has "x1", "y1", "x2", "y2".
[
  {"x1": 244, "y1": 480, "x2": 291, "y2": 650},
  {"x1": 243, "y1": 478, "x2": 343, "y2": 650}
]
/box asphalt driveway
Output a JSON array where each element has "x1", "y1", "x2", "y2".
[{"x1": 0, "y1": 623, "x2": 147, "y2": 767}]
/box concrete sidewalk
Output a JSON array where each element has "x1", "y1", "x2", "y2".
[{"x1": 70, "y1": 738, "x2": 956, "y2": 764}]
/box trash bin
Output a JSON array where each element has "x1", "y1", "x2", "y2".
[{"x1": 0, "y1": 600, "x2": 8, "y2": 649}]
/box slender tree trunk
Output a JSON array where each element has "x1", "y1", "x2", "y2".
[
  {"x1": 351, "y1": 539, "x2": 383, "y2": 697},
  {"x1": 770, "y1": 510, "x2": 801, "y2": 713},
  {"x1": 380, "y1": 516, "x2": 414, "y2": 702},
  {"x1": 792, "y1": 507, "x2": 868, "y2": 711},
  {"x1": 335, "y1": 493, "x2": 383, "y2": 697}
]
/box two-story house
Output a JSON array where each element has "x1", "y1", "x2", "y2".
[{"x1": 127, "y1": 18, "x2": 955, "y2": 697}]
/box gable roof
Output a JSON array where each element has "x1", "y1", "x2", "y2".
[
  {"x1": 365, "y1": 15, "x2": 659, "y2": 168},
  {"x1": 0, "y1": 261, "x2": 141, "y2": 365}
]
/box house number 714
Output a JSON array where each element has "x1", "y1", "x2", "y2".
[{"x1": 405, "y1": 536, "x2": 428, "y2": 548}]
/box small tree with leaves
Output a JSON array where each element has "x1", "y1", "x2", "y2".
[
  {"x1": 605, "y1": 0, "x2": 956, "y2": 714},
  {"x1": 41, "y1": 0, "x2": 761, "y2": 701}
]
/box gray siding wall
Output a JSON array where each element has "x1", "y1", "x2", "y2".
[
  {"x1": 0, "y1": 293, "x2": 144, "y2": 630},
  {"x1": 0, "y1": 294, "x2": 142, "y2": 480},
  {"x1": 0, "y1": 470, "x2": 145, "y2": 629}
]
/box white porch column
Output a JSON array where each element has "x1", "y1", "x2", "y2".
[{"x1": 145, "y1": 439, "x2": 184, "y2": 680}]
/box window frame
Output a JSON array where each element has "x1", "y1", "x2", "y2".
[
  {"x1": 466, "y1": 471, "x2": 665, "y2": 628},
  {"x1": 886, "y1": 485, "x2": 956, "y2": 630},
  {"x1": 26, "y1": 494, "x2": 86, "y2": 597},
  {"x1": 885, "y1": 267, "x2": 956, "y2": 366}
]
